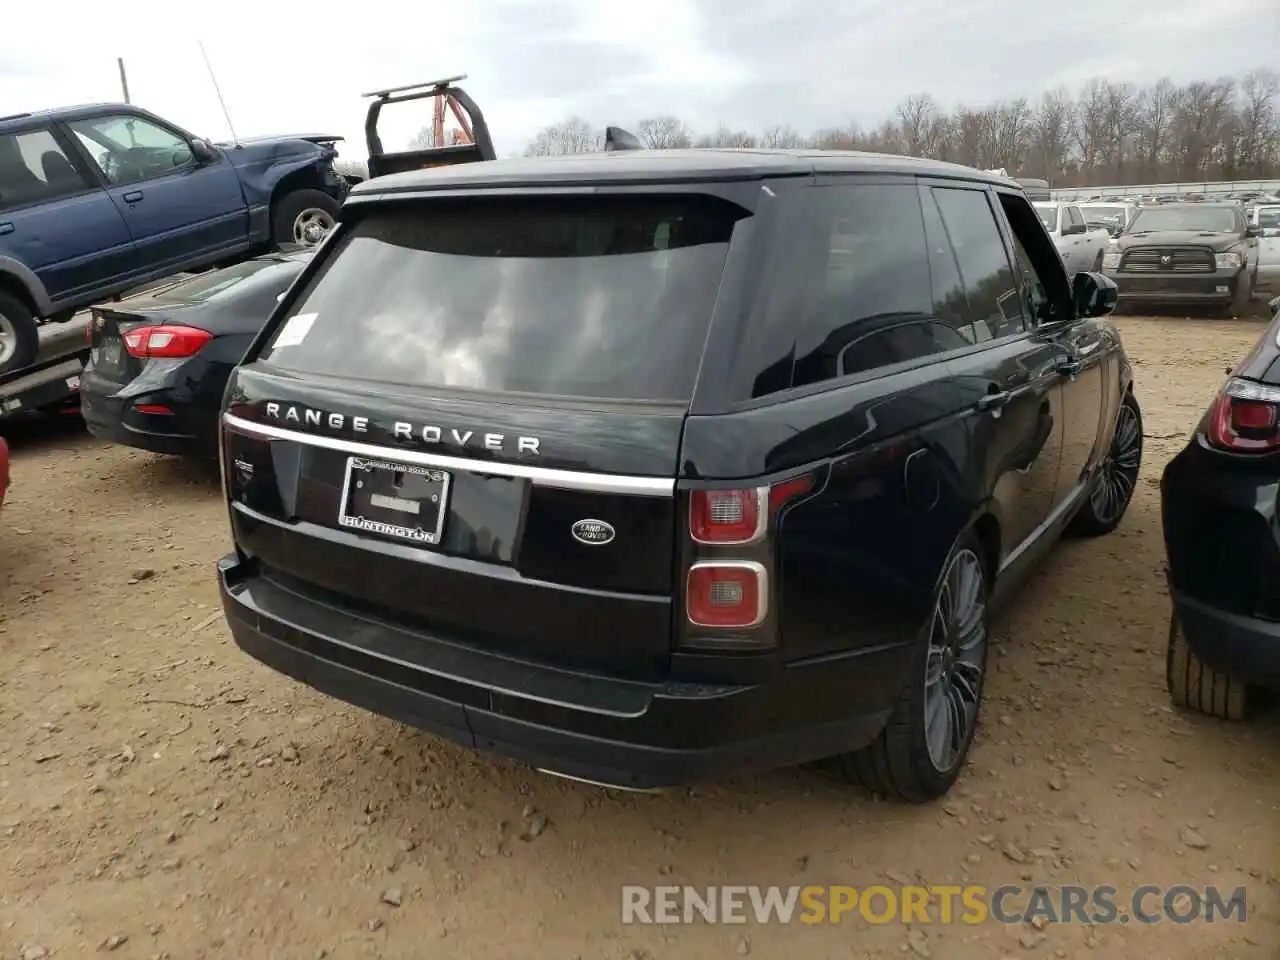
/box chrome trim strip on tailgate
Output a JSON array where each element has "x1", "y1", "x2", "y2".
[{"x1": 221, "y1": 413, "x2": 675, "y2": 496}]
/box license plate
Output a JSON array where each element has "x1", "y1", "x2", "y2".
[
  {"x1": 338, "y1": 456, "x2": 449, "y2": 545},
  {"x1": 98, "y1": 338, "x2": 123, "y2": 371}
]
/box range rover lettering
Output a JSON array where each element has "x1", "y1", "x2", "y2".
[{"x1": 216, "y1": 149, "x2": 1141, "y2": 802}]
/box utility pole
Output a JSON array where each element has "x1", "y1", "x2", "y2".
[{"x1": 117, "y1": 58, "x2": 130, "y2": 103}]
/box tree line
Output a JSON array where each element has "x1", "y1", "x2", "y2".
[{"x1": 519, "y1": 69, "x2": 1280, "y2": 188}]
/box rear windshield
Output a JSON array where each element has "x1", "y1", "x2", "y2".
[{"x1": 260, "y1": 195, "x2": 746, "y2": 402}]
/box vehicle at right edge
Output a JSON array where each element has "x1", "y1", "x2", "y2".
[
  {"x1": 1101, "y1": 201, "x2": 1260, "y2": 316},
  {"x1": 1162, "y1": 293, "x2": 1280, "y2": 719},
  {"x1": 216, "y1": 153, "x2": 1143, "y2": 803}
]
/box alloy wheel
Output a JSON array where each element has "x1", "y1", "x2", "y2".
[
  {"x1": 0, "y1": 312, "x2": 17, "y2": 367},
  {"x1": 923, "y1": 548, "x2": 987, "y2": 772},
  {"x1": 292, "y1": 208, "x2": 336, "y2": 247},
  {"x1": 1090, "y1": 401, "x2": 1141, "y2": 524}
]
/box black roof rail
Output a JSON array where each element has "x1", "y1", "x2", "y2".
[
  {"x1": 0, "y1": 112, "x2": 33, "y2": 123},
  {"x1": 604, "y1": 126, "x2": 644, "y2": 152}
]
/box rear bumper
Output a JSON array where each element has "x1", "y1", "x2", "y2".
[
  {"x1": 1171, "y1": 588, "x2": 1280, "y2": 691},
  {"x1": 217, "y1": 554, "x2": 903, "y2": 789},
  {"x1": 79, "y1": 363, "x2": 221, "y2": 458},
  {"x1": 1162, "y1": 439, "x2": 1280, "y2": 691}
]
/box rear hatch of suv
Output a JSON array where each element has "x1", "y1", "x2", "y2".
[{"x1": 222, "y1": 191, "x2": 751, "y2": 682}]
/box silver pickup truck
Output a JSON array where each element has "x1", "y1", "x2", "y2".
[{"x1": 1034, "y1": 201, "x2": 1112, "y2": 273}]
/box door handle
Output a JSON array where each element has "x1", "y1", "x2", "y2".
[
  {"x1": 976, "y1": 390, "x2": 1011, "y2": 413},
  {"x1": 0, "y1": 222, "x2": 13, "y2": 236},
  {"x1": 122, "y1": 190, "x2": 144, "y2": 203}
]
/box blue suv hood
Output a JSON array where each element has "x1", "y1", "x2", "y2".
[{"x1": 216, "y1": 134, "x2": 342, "y2": 168}]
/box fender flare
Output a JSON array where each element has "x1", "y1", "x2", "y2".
[{"x1": 0, "y1": 257, "x2": 53, "y2": 316}]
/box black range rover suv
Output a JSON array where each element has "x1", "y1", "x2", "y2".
[{"x1": 216, "y1": 151, "x2": 1141, "y2": 801}]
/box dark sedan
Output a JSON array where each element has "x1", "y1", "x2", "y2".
[
  {"x1": 1162, "y1": 293, "x2": 1280, "y2": 718},
  {"x1": 81, "y1": 250, "x2": 312, "y2": 459}
]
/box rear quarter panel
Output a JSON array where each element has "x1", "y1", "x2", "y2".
[{"x1": 680, "y1": 361, "x2": 971, "y2": 664}]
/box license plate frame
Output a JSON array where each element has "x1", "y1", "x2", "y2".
[{"x1": 337, "y1": 455, "x2": 450, "y2": 546}]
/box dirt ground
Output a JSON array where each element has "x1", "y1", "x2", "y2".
[{"x1": 1, "y1": 316, "x2": 1277, "y2": 960}]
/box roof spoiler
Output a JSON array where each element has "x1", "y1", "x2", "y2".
[
  {"x1": 604, "y1": 126, "x2": 644, "y2": 152},
  {"x1": 361, "y1": 74, "x2": 497, "y2": 178}
]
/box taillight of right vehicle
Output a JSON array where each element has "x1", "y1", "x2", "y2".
[
  {"x1": 680, "y1": 474, "x2": 817, "y2": 652},
  {"x1": 1206, "y1": 378, "x2": 1280, "y2": 453}
]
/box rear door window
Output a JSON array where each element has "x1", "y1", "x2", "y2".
[
  {"x1": 787, "y1": 181, "x2": 935, "y2": 389},
  {"x1": 261, "y1": 195, "x2": 745, "y2": 402}
]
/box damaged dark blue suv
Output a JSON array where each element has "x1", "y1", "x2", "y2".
[{"x1": 0, "y1": 103, "x2": 348, "y2": 373}]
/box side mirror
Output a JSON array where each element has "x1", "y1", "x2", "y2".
[
  {"x1": 190, "y1": 138, "x2": 218, "y2": 164},
  {"x1": 1073, "y1": 272, "x2": 1119, "y2": 318},
  {"x1": 1244, "y1": 225, "x2": 1257, "y2": 239}
]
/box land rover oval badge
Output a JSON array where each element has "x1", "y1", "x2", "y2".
[{"x1": 571, "y1": 518, "x2": 615, "y2": 546}]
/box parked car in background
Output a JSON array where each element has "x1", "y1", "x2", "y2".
[
  {"x1": 1078, "y1": 201, "x2": 1140, "y2": 237},
  {"x1": 1254, "y1": 205, "x2": 1280, "y2": 297},
  {"x1": 1033, "y1": 201, "x2": 1111, "y2": 272},
  {"x1": 1162, "y1": 294, "x2": 1280, "y2": 719},
  {"x1": 0, "y1": 103, "x2": 348, "y2": 374},
  {"x1": 1101, "y1": 202, "x2": 1260, "y2": 315},
  {"x1": 81, "y1": 248, "x2": 312, "y2": 460},
  {"x1": 215, "y1": 150, "x2": 1140, "y2": 803}
]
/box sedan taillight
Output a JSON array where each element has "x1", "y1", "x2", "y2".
[
  {"x1": 1207, "y1": 378, "x2": 1280, "y2": 453},
  {"x1": 123, "y1": 325, "x2": 213, "y2": 359}
]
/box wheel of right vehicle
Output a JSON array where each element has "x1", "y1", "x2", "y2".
[
  {"x1": 1166, "y1": 612, "x2": 1251, "y2": 721},
  {"x1": 0, "y1": 289, "x2": 40, "y2": 375},
  {"x1": 830, "y1": 535, "x2": 989, "y2": 803},
  {"x1": 1068, "y1": 391, "x2": 1143, "y2": 537}
]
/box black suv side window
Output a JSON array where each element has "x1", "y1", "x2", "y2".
[
  {"x1": 0, "y1": 128, "x2": 90, "y2": 210},
  {"x1": 789, "y1": 182, "x2": 938, "y2": 389},
  {"x1": 924, "y1": 186, "x2": 1025, "y2": 341}
]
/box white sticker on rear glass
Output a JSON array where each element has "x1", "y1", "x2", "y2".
[{"x1": 272, "y1": 312, "x2": 317, "y2": 349}]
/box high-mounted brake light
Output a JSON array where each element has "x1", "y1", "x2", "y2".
[
  {"x1": 122, "y1": 325, "x2": 213, "y2": 359},
  {"x1": 1207, "y1": 378, "x2": 1280, "y2": 453}
]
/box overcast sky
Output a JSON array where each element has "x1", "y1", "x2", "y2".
[{"x1": 2, "y1": 0, "x2": 1275, "y2": 162}]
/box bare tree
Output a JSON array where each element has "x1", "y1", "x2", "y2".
[
  {"x1": 694, "y1": 125, "x2": 759, "y2": 149},
  {"x1": 1133, "y1": 78, "x2": 1179, "y2": 181},
  {"x1": 524, "y1": 117, "x2": 602, "y2": 156},
  {"x1": 636, "y1": 116, "x2": 693, "y2": 149},
  {"x1": 759, "y1": 124, "x2": 807, "y2": 149},
  {"x1": 896, "y1": 94, "x2": 940, "y2": 157},
  {"x1": 1029, "y1": 89, "x2": 1074, "y2": 181},
  {"x1": 1237, "y1": 70, "x2": 1280, "y2": 177},
  {"x1": 521, "y1": 68, "x2": 1280, "y2": 186},
  {"x1": 409, "y1": 126, "x2": 437, "y2": 150}
]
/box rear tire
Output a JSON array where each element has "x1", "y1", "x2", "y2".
[
  {"x1": 270, "y1": 189, "x2": 340, "y2": 250},
  {"x1": 1166, "y1": 613, "x2": 1251, "y2": 720},
  {"x1": 829, "y1": 532, "x2": 989, "y2": 802},
  {"x1": 1068, "y1": 391, "x2": 1142, "y2": 537},
  {"x1": 0, "y1": 289, "x2": 41, "y2": 375}
]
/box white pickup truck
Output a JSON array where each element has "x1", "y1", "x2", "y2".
[{"x1": 1033, "y1": 201, "x2": 1113, "y2": 273}]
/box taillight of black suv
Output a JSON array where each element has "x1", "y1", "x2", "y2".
[{"x1": 216, "y1": 149, "x2": 1139, "y2": 802}]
